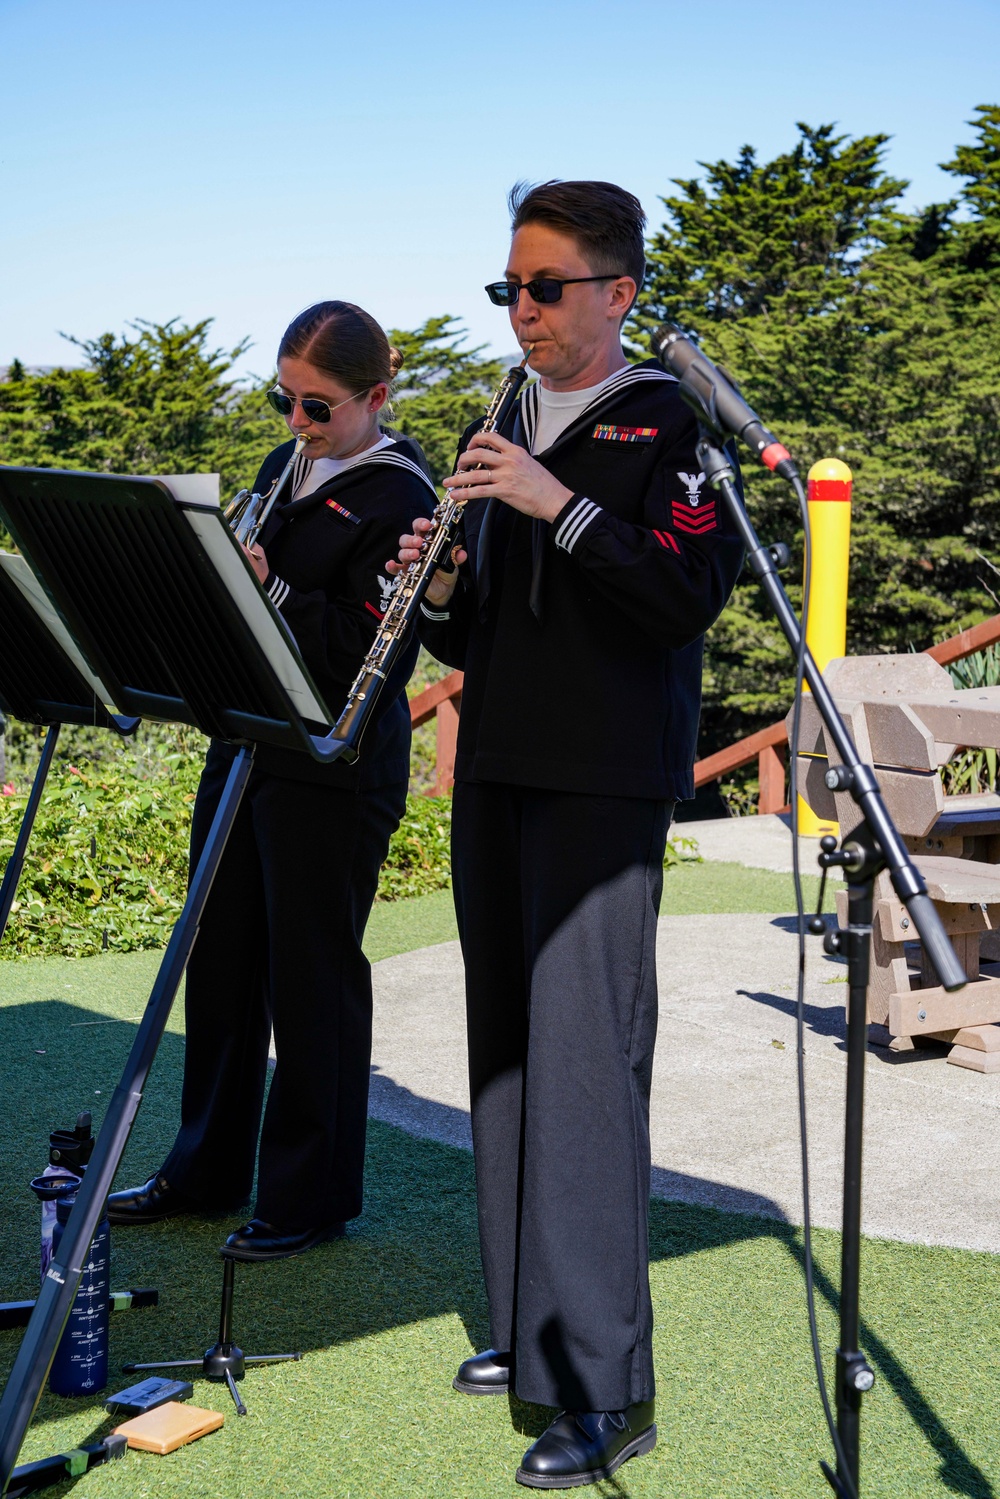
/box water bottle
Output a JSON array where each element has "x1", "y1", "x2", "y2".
[
  {"x1": 28, "y1": 1111, "x2": 94, "y2": 1281},
  {"x1": 29, "y1": 1171, "x2": 80, "y2": 1280},
  {"x1": 48, "y1": 1191, "x2": 110, "y2": 1396}
]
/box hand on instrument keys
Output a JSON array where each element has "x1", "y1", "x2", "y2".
[
  {"x1": 386, "y1": 518, "x2": 466, "y2": 609},
  {"x1": 444, "y1": 432, "x2": 573, "y2": 522},
  {"x1": 243, "y1": 543, "x2": 269, "y2": 583}
]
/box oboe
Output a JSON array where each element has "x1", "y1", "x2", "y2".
[{"x1": 324, "y1": 352, "x2": 531, "y2": 762}]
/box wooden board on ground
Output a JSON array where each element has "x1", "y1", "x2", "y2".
[{"x1": 113, "y1": 1402, "x2": 224, "y2": 1454}]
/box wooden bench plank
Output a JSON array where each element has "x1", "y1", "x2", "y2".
[
  {"x1": 911, "y1": 854, "x2": 1000, "y2": 903},
  {"x1": 890, "y1": 979, "x2": 1000, "y2": 1036}
]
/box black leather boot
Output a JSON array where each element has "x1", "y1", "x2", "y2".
[
  {"x1": 452, "y1": 1348, "x2": 510, "y2": 1395},
  {"x1": 516, "y1": 1401, "x2": 656, "y2": 1488}
]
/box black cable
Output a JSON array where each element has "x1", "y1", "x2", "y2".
[{"x1": 787, "y1": 471, "x2": 858, "y2": 1499}]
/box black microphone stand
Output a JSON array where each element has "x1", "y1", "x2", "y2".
[{"x1": 692, "y1": 426, "x2": 966, "y2": 1498}]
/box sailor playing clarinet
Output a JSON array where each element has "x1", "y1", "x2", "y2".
[{"x1": 392, "y1": 180, "x2": 745, "y2": 1488}]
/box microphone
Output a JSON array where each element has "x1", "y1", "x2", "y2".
[{"x1": 649, "y1": 324, "x2": 798, "y2": 481}]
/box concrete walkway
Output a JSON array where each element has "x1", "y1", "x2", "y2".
[
  {"x1": 367, "y1": 913, "x2": 1000, "y2": 1255},
  {"x1": 676, "y1": 811, "x2": 822, "y2": 874}
]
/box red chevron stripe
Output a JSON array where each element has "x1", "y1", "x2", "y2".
[
  {"x1": 672, "y1": 514, "x2": 716, "y2": 528},
  {"x1": 673, "y1": 516, "x2": 718, "y2": 534},
  {"x1": 653, "y1": 529, "x2": 680, "y2": 553}
]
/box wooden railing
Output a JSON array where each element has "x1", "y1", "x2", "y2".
[
  {"x1": 691, "y1": 613, "x2": 1000, "y2": 814},
  {"x1": 410, "y1": 615, "x2": 1000, "y2": 804},
  {"x1": 408, "y1": 671, "x2": 463, "y2": 796}
]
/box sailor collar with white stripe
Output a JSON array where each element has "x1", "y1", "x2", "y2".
[
  {"x1": 518, "y1": 358, "x2": 677, "y2": 458},
  {"x1": 284, "y1": 437, "x2": 437, "y2": 513}
]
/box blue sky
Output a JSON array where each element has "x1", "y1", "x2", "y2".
[{"x1": 1, "y1": 0, "x2": 997, "y2": 380}]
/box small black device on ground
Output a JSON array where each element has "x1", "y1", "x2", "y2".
[{"x1": 104, "y1": 1376, "x2": 193, "y2": 1418}]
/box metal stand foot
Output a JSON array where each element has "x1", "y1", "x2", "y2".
[{"x1": 122, "y1": 1256, "x2": 300, "y2": 1417}]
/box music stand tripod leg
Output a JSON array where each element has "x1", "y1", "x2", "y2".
[
  {"x1": 122, "y1": 1257, "x2": 301, "y2": 1417},
  {"x1": 0, "y1": 747, "x2": 254, "y2": 1494},
  {"x1": 0, "y1": 724, "x2": 59, "y2": 944}
]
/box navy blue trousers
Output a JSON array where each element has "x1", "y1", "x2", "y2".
[
  {"x1": 162, "y1": 745, "x2": 404, "y2": 1230},
  {"x1": 452, "y1": 781, "x2": 672, "y2": 1411}
]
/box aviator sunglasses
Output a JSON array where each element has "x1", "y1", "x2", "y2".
[
  {"x1": 266, "y1": 385, "x2": 366, "y2": 424},
  {"x1": 484, "y1": 274, "x2": 625, "y2": 307}
]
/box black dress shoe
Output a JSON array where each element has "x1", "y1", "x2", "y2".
[
  {"x1": 516, "y1": 1401, "x2": 656, "y2": 1489},
  {"x1": 222, "y1": 1218, "x2": 346, "y2": 1262},
  {"x1": 107, "y1": 1174, "x2": 190, "y2": 1226},
  {"x1": 453, "y1": 1348, "x2": 510, "y2": 1395}
]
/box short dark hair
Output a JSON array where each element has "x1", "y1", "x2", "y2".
[
  {"x1": 508, "y1": 180, "x2": 646, "y2": 293},
  {"x1": 278, "y1": 301, "x2": 404, "y2": 393}
]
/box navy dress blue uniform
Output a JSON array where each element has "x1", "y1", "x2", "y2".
[
  {"x1": 419, "y1": 362, "x2": 745, "y2": 1410},
  {"x1": 160, "y1": 436, "x2": 436, "y2": 1232}
]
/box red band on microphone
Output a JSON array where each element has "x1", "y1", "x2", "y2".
[{"x1": 761, "y1": 443, "x2": 792, "y2": 471}]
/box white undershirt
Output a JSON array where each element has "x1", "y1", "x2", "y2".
[
  {"x1": 531, "y1": 366, "x2": 628, "y2": 454},
  {"x1": 291, "y1": 432, "x2": 393, "y2": 500}
]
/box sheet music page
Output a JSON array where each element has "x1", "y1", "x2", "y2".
[
  {"x1": 179, "y1": 509, "x2": 332, "y2": 728},
  {"x1": 152, "y1": 474, "x2": 220, "y2": 508},
  {"x1": 0, "y1": 551, "x2": 117, "y2": 707}
]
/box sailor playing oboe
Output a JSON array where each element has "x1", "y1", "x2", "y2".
[
  {"x1": 110, "y1": 301, "x2": 435, "y2": 1260},
  {"x1": 394, "y1": 182, "x2": 745, "y2": 1488}
]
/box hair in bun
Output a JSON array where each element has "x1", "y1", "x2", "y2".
[
  {"x1": 388, "y1": 345, "x2": 405, "y2": 379},
  {"x1": 278, "y1": 301, "x2": 396, "y2": 394}
]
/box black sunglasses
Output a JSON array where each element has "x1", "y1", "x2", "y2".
[
  {"x1": 484, "y1": 274, "x2": 624, "y2": 307},
  {"x1": 266, "y1": 385, "x2": 364, "y2": 424}
]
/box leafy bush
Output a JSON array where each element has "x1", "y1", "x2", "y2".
[
  {"x1": 0, "y1": 757, "x2": 200, "y2": 958},
  {"x1": 379, "y1": 795, "x2": 453, "y2": 901}
]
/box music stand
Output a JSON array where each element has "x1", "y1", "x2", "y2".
[
  {"x1": 0, "y1": 552, "x2": 139, "y2": 943},
  {"x1": 0, "y1": 465, "x2": 350, "y2": 1491}
]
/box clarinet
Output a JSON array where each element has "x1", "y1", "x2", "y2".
[{"x1": 325, "y1": 352, "x2": 531, "y2": 763}]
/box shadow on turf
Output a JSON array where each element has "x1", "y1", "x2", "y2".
[{"x1": 0, "y1": 998, "x2": 992, "y2": 1498}]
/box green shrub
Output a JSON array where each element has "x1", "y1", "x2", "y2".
[
  {"x1": 379, "y1": 795, "x2": 452, "y2": 902},
  {"x1": 0, "y1": 752, "x2": 455, "y2": 959},
  {"x1": 0, "y1": 756, "x2": 200, "y2": 958}
]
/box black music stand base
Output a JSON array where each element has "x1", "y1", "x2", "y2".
[
  {"x1": 122, "y1": 1255, "x2": 300, "y2": 1416},
  {"x1": 6, "y1": 1435, "x2": 126, "y2": 1498}
]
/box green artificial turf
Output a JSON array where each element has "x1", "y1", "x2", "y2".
[
  {"x1": 1, "y1": 878, "x2": 993, "y2": 1497},
  {"x1": 661, "y1": 858, "x2": 827, "y2": 915}
]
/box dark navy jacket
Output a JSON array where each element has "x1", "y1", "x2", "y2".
[
  {"x1": 219, "y1": 434, "x2": 436, "y2": 788},
  {"x1": 417, "y1": 361, "x2": 745, "y2": 801}
]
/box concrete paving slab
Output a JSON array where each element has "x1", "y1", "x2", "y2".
[
  {"x1": 678, "y1": 812, "x2": 827, "y2": 874},
  {"x1": 363, "y1": 915, "x2": 1000, "y2": 1254}
]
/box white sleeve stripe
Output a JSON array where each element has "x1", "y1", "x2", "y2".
[
  {"x1": 553, "y1": 497, "x2": 590, "y2": 548},
  {"x1": 554, "y1": 497, "x2": 597, "y2": 550},
  {"x1": 560, "y1": 503, "x2": 600, "y2": 553},
  {"x1": 419, "y1": 602, "x2": 451, "y2": 621},
  {"x1": 267, "y1": 577, "x2": 290, "y2": 609},
  {"x1": 554, "y1": 498, "x2": 601, "y2": 553}
]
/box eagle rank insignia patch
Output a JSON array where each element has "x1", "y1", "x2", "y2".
[
  {"x1": 671, "y1": 470, "x2": 716, "y2": 534},
  {"x1": 592, "y1": 424, "x2": 657, "y2": 443}
]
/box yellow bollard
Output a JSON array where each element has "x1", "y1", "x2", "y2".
[{"x1": 798, "y1": 458, "x2": 852, "y2": 836}]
